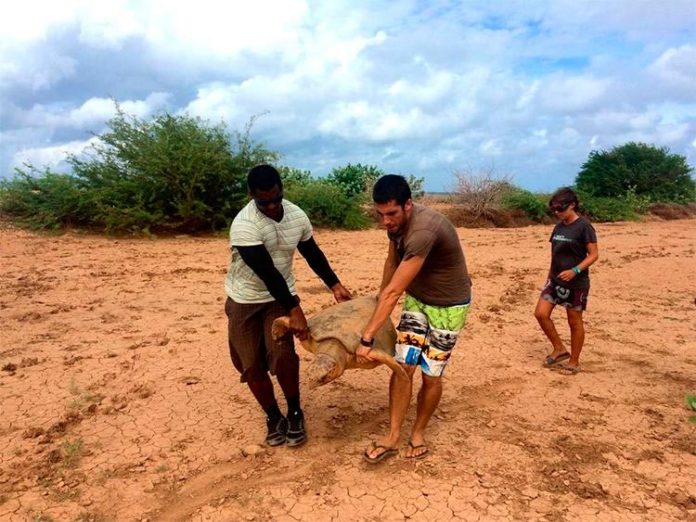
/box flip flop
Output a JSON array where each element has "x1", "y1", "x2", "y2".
[
  {"x1": 362, "y1": 443, "x2": 398, "y2": 464},
  {"x1": 554, "y1": 363, "x2": 580, "y2": 375},
  {"x1": 405, "y1": 441, "x2": 429, "y2": 459},
  {"x1": 544, "y1": 352, "x2": 570, "y2": 367}
]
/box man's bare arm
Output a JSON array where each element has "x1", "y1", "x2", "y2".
[
  {"x1": 362, "y1": 254, "x2": 426, "y2": 343},
  {"x1": 379, "y1": 241, "x2": 399, "y2": 294}
]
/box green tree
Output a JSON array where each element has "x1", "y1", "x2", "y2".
[
  {"x1": 576, "y1": 142, "x2": 695, "y2": 203},
  {"x1": 277, "y1": 166, "x2": 313, "y2": 189},
  {"x1": 326, "y1": 163, "x2": 384, "y2": 198},
  {"x1": 325, "y1": 163, "x2": 425, "y2": 200}
]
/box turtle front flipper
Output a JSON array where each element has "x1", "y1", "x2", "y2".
[
  {"x1": 271, "y1": 316, "x2": 315, "y2": 353},
  {"x1": 271, "y1": 316, "x2": 291, "y2": 341}
]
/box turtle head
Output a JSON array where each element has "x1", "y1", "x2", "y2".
[{"x1": 307, "y1": 352, "x2": 345, "y2": 387}]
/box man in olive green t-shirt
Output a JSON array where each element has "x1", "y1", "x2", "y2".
[{"x1": 357, "y1": 175, "x2": 472, "y2": 463}]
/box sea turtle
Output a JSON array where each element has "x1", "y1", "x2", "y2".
[{"x1": 272, "y1": 296, "x2": 407, "y2": 387}]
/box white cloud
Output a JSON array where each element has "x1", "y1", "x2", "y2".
[
  {"x1": 479, "y1": 139, "x2": 502, "y2": 156},
  {"x1": 77, "y1": 2, "x2": 142, "y2": 49},
  {"x1": 140, "y1": 0, "x2": 308, "y2": 59},
  {"x1": 318, "y1": 102, "x2": 433, "y2": 141},
  {"x1": 16, "y1": 93, "x2": 170, "y2": 130},
  {"x1": 0, "y1": 48, "x2": 76, "y2": 91},
  {"x1": 0, "y1": 1, "x2": 78, "y2": 42},
  {"x1": 649, "y1": 45, "x2": 696, "y2": 101},
  {"x1": 11, "y1": 137, "x2": 99, "y2": 172},
  {"x1": 1, "y1": 0, "x2": 695, "y2": 189},
  {"x1": 540, "y1": 75, "x2": 612, "y2": 112}
]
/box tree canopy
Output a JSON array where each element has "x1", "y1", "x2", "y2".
[{"x1": 575, "y1": 142, "x2": 695, "y2": 203}]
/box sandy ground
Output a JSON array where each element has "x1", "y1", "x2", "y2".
[{"x1": 1, "y1": 217, "x2": 695, "y2": 522}]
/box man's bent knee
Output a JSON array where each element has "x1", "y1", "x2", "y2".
[{"x1": 535, "y1": 305, "x2": 552, "y2": 321}]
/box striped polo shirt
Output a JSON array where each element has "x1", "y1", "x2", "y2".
[{"x1": 225, "y1": 199, "x2": 313, "y2": 303}]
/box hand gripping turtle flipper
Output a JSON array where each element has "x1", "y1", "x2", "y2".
[
  {"x1": 271, "y1": 316, "x2": 313, "y2": 352},
  {"x1": 271, "y1": 315, "x2": 291, "y2": 340},
  {"x1": 271, "y1": 314, "x2": 407, "y2": 382},
  {"x1": 359, "y1": 348, "x2": 408, "y2": 381}
]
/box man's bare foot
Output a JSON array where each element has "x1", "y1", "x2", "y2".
[
  {"x1": 363, "y1": 441, "x2": 398, "y2": 464},
  {"x1": 405, "y1": 433, "x2": 429, "y2": 459},
  {"x1": 364, "y1": 436, "x2": 399, "y2": 461}
]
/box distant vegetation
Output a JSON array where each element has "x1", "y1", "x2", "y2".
[
  {"x1": 0, "y1": 107, "x2": 693, "y2": 234},
  {"x1": 442, "y1": 142, "x2": 695, "y2": 227}
]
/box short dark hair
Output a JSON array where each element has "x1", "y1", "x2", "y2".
[
  {"x1": 549, "y1": 187, "x2": 579, "y2": 209},
  {"x1": 248, "y1": 164, "x2": 282, "y2": 193},
  {"x1": 372, "y1": 174, "x2": 412, "y2": 206}
]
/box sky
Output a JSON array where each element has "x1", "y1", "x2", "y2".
[{"x1": 1, "y1": 0, "x2": 695, "y2": 192}]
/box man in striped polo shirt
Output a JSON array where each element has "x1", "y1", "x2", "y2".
[{"x1": 225, "y1": 165, "x2": 352, "y2": 447}]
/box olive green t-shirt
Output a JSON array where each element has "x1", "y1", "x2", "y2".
[{"x1": 390, "y1": 204, "x2": 471, "y2": 306}]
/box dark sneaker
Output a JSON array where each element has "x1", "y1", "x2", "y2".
[
  {"x1": 286, "y1": 410, "x2": 306, "y2": 447},
  {"x1": 265, "y1": 415, "x2": 287, "y2": 447}
]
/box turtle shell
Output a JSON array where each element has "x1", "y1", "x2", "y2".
[{"x1": 306, "y1": 296, "x2": 397, "y2": 356}]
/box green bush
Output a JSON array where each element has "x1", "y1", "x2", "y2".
[
  {"x1": 405, "y1": 174, "x2": 426, "y2": 200},
  {"x1": 277, "y1": 166, "x2": 313, "y2": 189},
  {"x1": 285, "y1": 181, "x2": 369, "y2": 229},
  {"x1": 576, "y1": 142, "x2": 695, "y2": 203},
  {"x1": 686, "y1": 394, "x2": 696, "y2": 424},
  {"x1": 502, "y1": 189, "x2": 548, "y2": 221},
  {"x1": 578, "y1": 193, "x2": 640, "y2": 222},
  {"x1": 0, "y1": 170, "x2": 95, "y2": 229},
  {"x1": 1, "y1": 106, "x2": 278, "y2": 233}
]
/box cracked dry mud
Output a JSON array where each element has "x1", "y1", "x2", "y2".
[{"x1": 1, "y1": 219, "x2": 695, "y2": 521}]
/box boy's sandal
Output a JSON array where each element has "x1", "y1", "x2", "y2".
[
  {"x1": 544, "y1": 352, "x2": 570, "y2": 367},
  {"x1": 554, "y1": 363, "x2": 580, "y2": 375}
]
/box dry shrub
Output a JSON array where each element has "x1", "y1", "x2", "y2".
[
  {"x1": 443, "y1": 205, "x2": 542, "y2": 228},
  {"x1": 452, "y1": 168, "x2": 514, "y2": 218},
  {"x1": 648, "y1": 203, "x2": 696, "y2": 220}
]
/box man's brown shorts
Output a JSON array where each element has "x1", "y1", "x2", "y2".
[{"x1": 225, "y1": 297, "x2": 297, "y2": 383}]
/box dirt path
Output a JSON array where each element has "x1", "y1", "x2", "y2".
[{"x1": 1, "y1": 219, "x2": 695, "y2": 521}]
